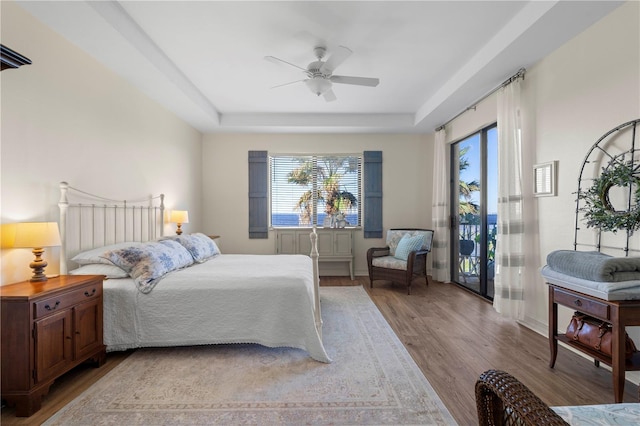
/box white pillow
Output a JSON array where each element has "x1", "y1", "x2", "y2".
[
  {"x1": 69, "y1": 264, "x2": 129, "y2": 279},
  {"x1": 71, "y1": 242, "x2": 143, "y2": 265}
]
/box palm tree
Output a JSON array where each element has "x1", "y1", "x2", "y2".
[
  {"x1": 286, "y1": 161, "x2": 316, "y2": 224},
  {"x1": 287, "y1": 156, "x2": 358, "y2": 225},
  {"x1": 458, "y1": 146, "x2": 480, "y2": 262},
  {"x1": 459, "y1": 146, "x2": 480, "y2": 215}
]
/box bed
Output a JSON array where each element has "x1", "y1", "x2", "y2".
[{"x1": 58, "y1": 182, "x2": 330, "y2": 363}]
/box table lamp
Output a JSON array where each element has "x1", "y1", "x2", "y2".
[
  {"x1": 13, "y1": 222, "x2": 62, "y2": 282},
  {"x1": 169, "y1": 210, "x2": 189, "y2": 235}
]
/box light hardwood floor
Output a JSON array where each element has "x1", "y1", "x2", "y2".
[{"x1": 2, "y1": 277, "x2": 638, "y2": 425}]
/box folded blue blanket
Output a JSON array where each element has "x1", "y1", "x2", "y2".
[{"x1": 546, "y1": 250, "x2": 640, "y2": 282}]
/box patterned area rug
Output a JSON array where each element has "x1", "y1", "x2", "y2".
[{"x1": 44, "y1": 286, "x2": 456, "y2": 425}]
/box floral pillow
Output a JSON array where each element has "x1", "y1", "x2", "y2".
[
  {"x1": 164, "y1": 233, "x2": 221, "y2": 263},
  {"x1": 386, "y1": 232, "x2": 405, "y2": 257},
  {"x1": 102, "y1": 240, "x2": 194, "y2": 293}
]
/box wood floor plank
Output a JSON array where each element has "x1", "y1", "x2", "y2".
[
  {"x1": 360, "y1": 277, "x2": 639, "y2": 425},
  {"x1": 1, "y1": 350, "x2": 131, "y2": 425},
  {"x1": 2, "y1": 277, "x2": 638, "y2": 425}
]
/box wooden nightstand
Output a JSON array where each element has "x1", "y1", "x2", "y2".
[{"x1": 1, "y1": 275, "x2": 106, "y2": 416}]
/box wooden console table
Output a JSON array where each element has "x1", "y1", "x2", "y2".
[
  {"x1": 275, "y1": 228, "x2": 354, "y2": 280},
  {"x1": 548, "y1": 283, "x2": 640, "y2": 403}
]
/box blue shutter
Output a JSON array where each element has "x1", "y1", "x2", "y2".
[
  {"x1": 248, "y1": 151, "x2": 268, "y2": 239},
  {"x1": 364, "y1": 151, "x2": 382, "y2": 238}
]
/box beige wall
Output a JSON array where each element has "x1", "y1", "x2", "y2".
[
  {"x1": 443, "y1": 1, "x2": 640, "y2": 378},
  {"x1": 528, "y1": 0, "x2": 639, "y2": 382},
  {"x1": 0, "y1": 2, "x2": 203, "y2": 285},
  {"x1": 526, "y1": 0, "x2": 639, "y2": 331},
  {"x1": 202, "y1": 133, "x2": 433, "y2": 276}
]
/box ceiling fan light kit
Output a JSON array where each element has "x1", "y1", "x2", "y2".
[
  {"x1": 267, "y1": 45, "x2": 379, "y2": 102},
  {"x1": 305, "y1": 77, "x2": 332, "y2": 96}
]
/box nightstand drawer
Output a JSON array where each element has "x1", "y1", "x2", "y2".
[
  {"x1": 34, "y1": 284, "x2": 102, "y2": 319},
  {"x1": 554, "y1": 288, "x2": 610, "y2": 319}
]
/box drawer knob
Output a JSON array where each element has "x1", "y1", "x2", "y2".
[
  {"x1": 84, "y1": 289, "x2": 96, "y2": 297},
  {"x1": 573, "y1": 299, "x2": 583, "y2": 307},
  {"x1": 45, "y1": 301, "x2": 60, "y2": 311}
]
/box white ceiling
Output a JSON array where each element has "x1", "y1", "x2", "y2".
[{"x1": 16, "y1": 1, "x2": 623, "y2": 134}]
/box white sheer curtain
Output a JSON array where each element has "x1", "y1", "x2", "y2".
[
  {"x1": 493, "y1": 78, "x2": 528, "y2": 319},
  {"x1": 431, "y1": 128, "x2": 450, "y2": 282}
]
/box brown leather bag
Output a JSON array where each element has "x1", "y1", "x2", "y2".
[{"x1": 566, "y1": 312, "x2": 637, "y2": 360}]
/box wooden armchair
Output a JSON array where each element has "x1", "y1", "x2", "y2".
[{"x1": 366, "y1": 228, "x2": 434, "y2": 295}]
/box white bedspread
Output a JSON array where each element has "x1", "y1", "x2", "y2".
[{"x1": 103, "y1": 254, "x2": 331, "y2": 363}]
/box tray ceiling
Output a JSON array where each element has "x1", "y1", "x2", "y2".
[{"x1": 16, "y1": 1, "x2": 623, "y2": 133}]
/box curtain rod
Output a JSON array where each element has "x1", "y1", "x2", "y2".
[{"x1": 435, "y1": 67, "x2": 526, "y2": 132}]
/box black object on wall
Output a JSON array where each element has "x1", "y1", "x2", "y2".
[{"x1": 0, "y1": 44, "x2": 32, "y2": 71}]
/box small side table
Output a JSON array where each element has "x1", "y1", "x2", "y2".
[{"x1": 548, "y1": 283, "x2": 640, "y2": 403}]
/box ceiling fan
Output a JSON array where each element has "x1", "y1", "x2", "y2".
[{"x1": 265, "y1": 46, "x2": 379, "y2": 102}]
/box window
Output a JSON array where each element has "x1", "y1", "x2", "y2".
[
  {"x1": 270, "y1": 154, "x2": 362, "y2": 228},
  {"x1": 248, "y1": 150, "x2": 380, "y2": 238}
]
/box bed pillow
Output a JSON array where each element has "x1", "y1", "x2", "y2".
[
  {"x1": 69, "y1": 263, "x2": 129, "y2": 279},
  {"x1": 102, "y1": 240, "x2": 194, "y2": 293},
  {"x1": 71, "y1": 242, "x2": 143, "y2": 265},
  {"x1": 394, "y1": 234, "x2": 425, "y2": 261},
  {"x1": 164, "y1": 233, "x2": 221, "y2": 263}
]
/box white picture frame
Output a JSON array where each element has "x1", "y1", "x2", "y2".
[{"x1": 533, "y1": 161, "x2": 557, "y2": 197}]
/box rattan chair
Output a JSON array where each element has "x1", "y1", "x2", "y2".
[
  {"x1": 475, "y1": 370, "x2": 568, "y2": 426},
  {"x1": 366, "y1": 228, "x2": 433, "y2": 295}
]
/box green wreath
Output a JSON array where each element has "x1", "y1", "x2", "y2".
[{"x1": 579, "y1": 160, "x2": 640, "y2": 233}]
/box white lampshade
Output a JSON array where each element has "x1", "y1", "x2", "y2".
[
  {"x1": 12, "y1": 222, "x2": 61, "y2": 282},
  {"x1": 13, "y1": 222, "x2": 61, "y2": 249},
  {"x1": 169, "y1": 210, "x2": 189, "y2": 224},
  {"x1": 305, "y1": 77, "x2": 332, "y2": 96}
]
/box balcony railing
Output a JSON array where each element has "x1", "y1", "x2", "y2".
[{"x1": 458, "y1": 220, "x2": 497, "y2": 280}]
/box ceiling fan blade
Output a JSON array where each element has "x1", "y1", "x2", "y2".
[
  {"x1": 264, "y1": 55, "x2": 307, "y2": 72},
  {"x1": 270, "y1": 79, "x2": 307, "y2": 89},
  {"x1": 319, "y1": 46, "x2": 352, "y2": 74},
  {"x1": 323, "y1": 88, "x2": 337, "y2": 102},
  {"x1": 330, "y1": 75, "x2": 379, "y2": 87}
]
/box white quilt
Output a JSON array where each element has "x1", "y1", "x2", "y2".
[{"x1": 103, "y1": 254, "x2": 331, "y2": 363}]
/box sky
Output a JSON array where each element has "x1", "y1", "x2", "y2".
[{"x1": 458, "y1": 127, "x2": 498, "y2": 215}]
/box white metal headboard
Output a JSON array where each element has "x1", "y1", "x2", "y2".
[{"x1": 58, "y1": 182, "x2": 165, "y2": 274}]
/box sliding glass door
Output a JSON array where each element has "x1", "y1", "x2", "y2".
[{"x1": 451, "y1": 124, "x2": 497, "y2": 299}]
